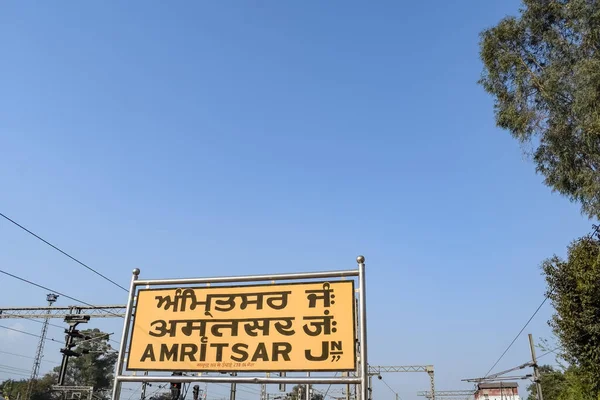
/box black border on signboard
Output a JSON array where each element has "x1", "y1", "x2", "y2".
[{"x1": 126, "y1": 279, "x2": 357, "y2": 373}]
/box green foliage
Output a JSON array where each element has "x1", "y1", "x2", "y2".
[
  {"x1": 526, "y1": 365, "x2": 596, "y2": 400},
  {"x1": 0, "y1": 376, "x2": 55, "y2": 400},
  {"x1": 50, "y1": 328, "x2": 117, "y2": 397},
  {"x1": 527, "y1": 365, "x2": 565, "y2": 400},
  {"x1": 557, "y1": 367, "x2": 596, "y2": 400},
  {"x1": 43, "y1": 328, "x2": 117, "y2": 400},
  {"x1": 478, "y1": 0, "x2": 600, "y2": 219},
  {"x1": 542, "y1": 236, "x2": 600, "y2": 395},
  {"x1": 1, "y1": 329, "x2": 116, "y2": 400},
  {"x1": 285, "y1": 385, "x2": 324, "y2": 400},
  {"x1": 147, "y1": 392, "x2": 172, "y2": 400}
]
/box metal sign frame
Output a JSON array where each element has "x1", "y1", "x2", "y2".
[
  {"x1": 127, "y1": 279, "x2": 357, "y2": 373},
  {"x1": 111, "y1": 256, "x2": 369, "y2": 400}
]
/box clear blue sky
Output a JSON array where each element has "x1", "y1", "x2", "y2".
[{"x1": 0, "y1": 2, "x2": 592, "y2": 399}]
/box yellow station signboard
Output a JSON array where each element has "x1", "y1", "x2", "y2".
[{"x1": 127, "y1": 280, "x2": 356, "y2": 372}]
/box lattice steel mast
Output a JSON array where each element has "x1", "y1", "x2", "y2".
[
  {"x1": 25, "y1": 293, "x2": 59, "y2": 400},
  {"x1": 367, "y1": 365, "x2": 436, "y2": 400},
  {"x1": 0, "y1": 304, "x2": 126, "y2": 319}
]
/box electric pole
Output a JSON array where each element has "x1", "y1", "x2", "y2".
[
  {"x1": 58, "y1": 315, "x2": 90, "y2": 386},
  {"x1": 528, "y1": 334, "x2": 544, "y2": 400},
  {"x1": 25, "y1": 293, "x2": 58, "y2": 400}
]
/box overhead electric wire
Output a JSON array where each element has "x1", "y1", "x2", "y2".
[
  {"x1": 0, "y1": 369, "x2": 31, "y2": 378},
  {"x1": 321, "y1": 372, "x2": 338, "y2": 400},
  {"x1": 16, "y1": 316, "x2": 121, "y2": 346},
  {"x1": 0, "y1": 211, "x2": 128, "y2": 291},
  {"x1": 532, "y1": 230, "x2": 600, "y2": 366},
  {"x1": 0, "y1": 369, "x2": 30, "y2": 376},
  {"x1": 536, "y1": 330, "x2": 591, "y2": 362},
  {"x1": 483, "y1": 296, "x2": 549, "y2": 378},
  {"x1": 15, "y1": 315, "x2": 65, "y2": 330},
  {"x1": 482, "y1": 226, "x2": 600, "y2": 378},
  {"x1": 207, "y1": 384, "x2": 255, "y2": 400},
  {"x1": 126, "y1": 385, "x2": 142, "y2": 400},
  {"x1": 211, "y1": 380, "x2": 261, "y2": 394},
  {"x1": 379, "y1": 376, "x2": 402, "y2": 400},
  {"x1": 236, "y1": 384, "x2": 261, "y2": 394},
  {"x1": 0, "y1": 363, "x2": 30, "y2": 373},
  {"x1": 0, "y1": 268, "x2": 125, "y2": 319},
  {"x1": 0, "y1": 349, "x2": 60, "y2": 364},
  {"x1": 538, "y1": 345, "x2": 561, "y2": 360},
  {"x1": 213, "y1": 382, "x2": 260, "y2": 395},
  {"x1": 143, "y1": 383, "x2": 167, "y2": 400},
  {"x1": 0, "y1": 324, "x2": 62, "y2": 344},
  {"x1": 235, "y1": 386, "x2": 261, "y2": 395}
]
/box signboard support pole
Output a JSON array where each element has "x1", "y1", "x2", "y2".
[
  {"x1": 229, "y1": 373, "x2": 237, "y2": 400},
  {"x1": 354, "y1": 298, "x2": 360, "y2": 400},
  {"x1": 140, "y1": 372, "x2": 148, "y2": 400},
  {"x1": 278, "y1": 373, "x2": 286, "y2": 393},
  {"x1": 111, "y1": 268, "x2": 140, "y2": 400},
  {"x1": 357, "y1": 256, "x2": 369, "y2": 400},
  {"x1": 343, "y1": 372, "x2": 350, "y2": 400},
  {"x1": 306, "y1": 372, "x2": 310, "y2": 400}
]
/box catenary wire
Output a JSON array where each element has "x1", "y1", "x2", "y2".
[
  {"x1": 143, "y1": 384, "x2": 167, "y2": 400},
  {"x1": 320, "y1": 372, "x2": 338, "y2": 400},
  {"x1": 0, "y1": 363, "x2": 30, "y2": 373},
  {"x1": 0, "y1": 211, "x2": 128, "y2": 291},
  {"x1": 14, "y1": 315, "x2": 66, "y2": 330},
  {"x1": 0, "y1": 324, "x2": 115, "y2": 353},
  {"x1": 0, "y1": 268, "x2": 125, "y2": 319},
  {"x1": 0, "y1": 369, "x2": 31, "y2": 378},
  {"x1": 212, "y1": 382, "x2": 261, "y2": 395},
  {"x1": 0, "y1": 349, "x2": 60, "y2": 364},
  {"x1": 126, "y1": 385, "x2": 143, "y2": 400},
  {"x1": 536, "y1": 330, "x2": 591, "y2": 361},
  {"x1": 199, "y1": 383, "x2": 253, "y2": 400},
  {"x1": 0, "y1": 324, "x2": 62, "y2": 344},
  {"x1": 484, "y1": 227, "x2": 600, "y2": 377},
  {"x1": 16, "y1": 315, "x2": 121, "y2": 346},
  {"x1": 533, "y1": 231, "x2": 600, "y2": 364},
  {"x1": 233, "y1": 384, "x2": 261, "y2": 394},
  {"x1": 483, "y1": 296, "x2": 549, "y2": 377},
  {"x1": 379, "y1": 377, "x2": 402, "y2": 400}
]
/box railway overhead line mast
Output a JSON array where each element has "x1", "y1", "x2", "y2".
[{"x1": 368, "y1": 365, "x2": 436, "y2": 400}]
